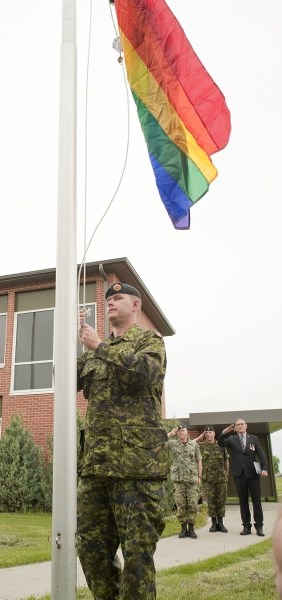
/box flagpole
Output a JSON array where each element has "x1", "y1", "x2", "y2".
[{"x1": 51, "y1": 1, "x2": 77, "y2": 599}]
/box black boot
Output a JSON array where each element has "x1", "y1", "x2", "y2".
[
  {"x1": 188, "y1": 523, "x2": 197, "y2": 539},
  {"x1": 209, "y1": 517, "x2": 217, "y2": 532},
  {"x1": 217, "y1": 517, "x2": 228, "y2": 533},
  {"x1": 178, "y1": 523, "x2": 188, "y2": 538}
]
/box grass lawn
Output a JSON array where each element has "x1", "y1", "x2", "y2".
[
  {"x1": 275, "y1": 475, "x2": 282, "y2": 500},
  {"x1": 156, "y1": 540, "x2": 278, "y2": 600},
  {"x1": 0, "y1": 506, "x2": 207, "y2": 568},
  {"x1": 19, "y1": 540, "x2": 278, "y2": 600},
  {"x1": 0, "y1": 512, "x2": 52, "y2": 568}
]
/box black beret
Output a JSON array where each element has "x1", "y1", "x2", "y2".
[
  {"x1": 105, "y1": 282, "x2": 141, "y2": 300},
  {"x1": 178, "y1": 424, "x2": 187, "y2": 430},
  {"x1": 204, "y1": 426, "x2": 215, "y2": 432}
]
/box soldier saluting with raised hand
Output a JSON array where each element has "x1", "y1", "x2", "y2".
[
  {"x1": 167, "y1": 424, "x2": 202, "y2": 539},
  {"x1": 194, "y1": 426, "x2": 229, "y2": 533}
]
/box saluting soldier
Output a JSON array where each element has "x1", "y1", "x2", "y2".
[
  {"x1": 194, "y1": 426, "x2": 229, "y2": 532},
  {"x1": 167, "y1": 424, "x2": 202, "y2": 539}
]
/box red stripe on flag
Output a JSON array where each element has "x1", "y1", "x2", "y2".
[{"x1": 115, "y1": 0, "x2": 231, "y2": 154}]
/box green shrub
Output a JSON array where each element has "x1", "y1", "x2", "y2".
[
  {"x1": 39, "y1": 435, "x2": 53, "y2": 512},
  {"x1": 0, "y1": 412, "x2": 85, "y2": 513},
  {"x1": 0, "y1": 416, "x2": 46, "y2": 512},
  {"x1": 39, "y1": 411, "x2": 85, "y2": 512}
]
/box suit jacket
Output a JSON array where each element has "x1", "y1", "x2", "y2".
[{"x1": 218, "y1": 432, "x2": 269, "y2": 478}]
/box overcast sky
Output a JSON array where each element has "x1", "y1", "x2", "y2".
[{"x1": 1, "y1": 1, "x2": 282, "y2": 465}]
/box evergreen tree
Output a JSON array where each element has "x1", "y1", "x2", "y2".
[
  {"x1": 40, "y1": 434, "x2": 53, "y2": 512},
  {"x1": 273, "y1": 455, "x2": 281, "y2": 476},
  {"x1": 40, "y1": 411, "x2": 85, "y2": 512},
  {"x1": 0, "y1": 415, "x2": 45, "y2": 511}
]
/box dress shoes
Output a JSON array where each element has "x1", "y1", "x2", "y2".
[
  {"x1": 255, "y1": 527, "x2": 265, "y2": 537},
  {"x1": 240, "y1": 526, "x2": 252, "y2": 535}
]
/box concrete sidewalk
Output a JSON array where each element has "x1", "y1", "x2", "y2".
[{"x1": 0, "y1": 503, "x2": 280, "y2": 600}]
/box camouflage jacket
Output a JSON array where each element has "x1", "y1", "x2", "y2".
[
  {"x1": 198, "y1": 441, "x2": 229, "y2": 483},
  {"x1": 77, "y1": 324, "x2": 169, "y2": 479},
  {"x1": 168, "y1": 438, "x2": 202, "y2": 483}
]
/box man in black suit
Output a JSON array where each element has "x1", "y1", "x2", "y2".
[{"x1": 218, "y1": 418, "x2": 268, "y2": 536}]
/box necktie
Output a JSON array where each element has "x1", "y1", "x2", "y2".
[{"x1": 239, "y1": 435, "x2": 245, "y2": 451}]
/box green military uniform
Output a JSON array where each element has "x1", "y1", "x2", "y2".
[
  {"x1": 168, "y1": 438, "x2": 201, "y2": 527},
  {"x1": 198, "y1": 440, "x2": 228, "y2": 519},
  {"x1": 77, "y1": 323, "x2": 169, "y2": 600}
]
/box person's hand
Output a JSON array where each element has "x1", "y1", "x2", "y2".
[
  {"x1": 198, "y1": 432, "x2": 205, "y2": 441},
  {"x1": 79, "y1": 322, "x2": 102, "y2": 350},
  {"x1": 261, "y1": 470, "x2": 268, "y2": 478},
  {"x1": 222, "y1": 424, "x2": 235, "y2": 434},
  {"x1": 78, "y1": 309, "x2": 86, "y2": 326},
  {"x1": 168, "y1": 427, "x2": 178, "y2": 438}
]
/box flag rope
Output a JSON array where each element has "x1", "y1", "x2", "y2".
[{"x1": 77, "y1": 0, "x2": 131, "y2": 344}]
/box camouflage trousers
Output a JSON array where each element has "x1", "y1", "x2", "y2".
[
  {"x1": 203, "y1": 481, "x2": 227, "y2": 518},
  {"x1": 173, "y1": 481, "x2": 199, "y2": 524},
  {"x1": 77, "y1": 475, "x2": 165, "y2": 600}
]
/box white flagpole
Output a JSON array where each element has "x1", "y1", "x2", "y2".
[{"x1": 51, "y1": 1, "x2": 77, "y2": 598}]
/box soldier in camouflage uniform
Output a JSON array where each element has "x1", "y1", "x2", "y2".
[
  {"x1": 194, "y1": 426, "x2": 229, "y2": 532},
  {"x1": 77, "y1": 282, "x2": 169, "y2": 600},
  {"x1": 167, "y1": 425, "x2": 202, "y2": 539}
]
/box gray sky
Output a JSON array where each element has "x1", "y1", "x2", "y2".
[{"x1": 1, "y1": 1, "x2": 282, "y2": 465}]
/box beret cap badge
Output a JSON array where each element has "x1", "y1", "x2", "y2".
[{"x1": 113, "y1": 283, "x2": 122, "y2": 292}]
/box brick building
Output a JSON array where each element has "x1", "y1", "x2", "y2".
[{"x1": 0, "y1": 257, "x2": 175, "y2": 448}]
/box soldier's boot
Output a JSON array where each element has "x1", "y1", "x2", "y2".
[
  {"x1": 209, "y1": 517, "x2": 217, "y2": 532},
  {"x1": 178, "y1": 523, "x2": 188, "y2": 538},
  {"x1": 188, "y1": 523, "x2": 197, "y2": 539},
  {"x1": 217, "y1": 517, "x2": 228, "y2": 533}
]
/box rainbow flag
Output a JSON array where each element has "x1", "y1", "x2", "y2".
[{"x1": 114, "y1": 0, "x2": 231, "y2": 229}]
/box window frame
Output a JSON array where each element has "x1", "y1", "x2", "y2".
[
  {"x1": 0, "y1": 312, "x2": 7, "y2": 367},
  {"x1": 12, "y1": 307, "x2": 55, "y2": 394}
]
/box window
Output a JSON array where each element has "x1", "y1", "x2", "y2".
[
  {"x1": 14, "y1": 309, "x2": 54, "y2": 391},
  {"x1": 12, "y1": 286, "x2": 96, "y2": 393},
  {"x1": 0, "y1": 314, "x2": 7, "y2": 366},
  {"x1": 0, "y1": 296, "x2": 7, "y2": 366}
]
